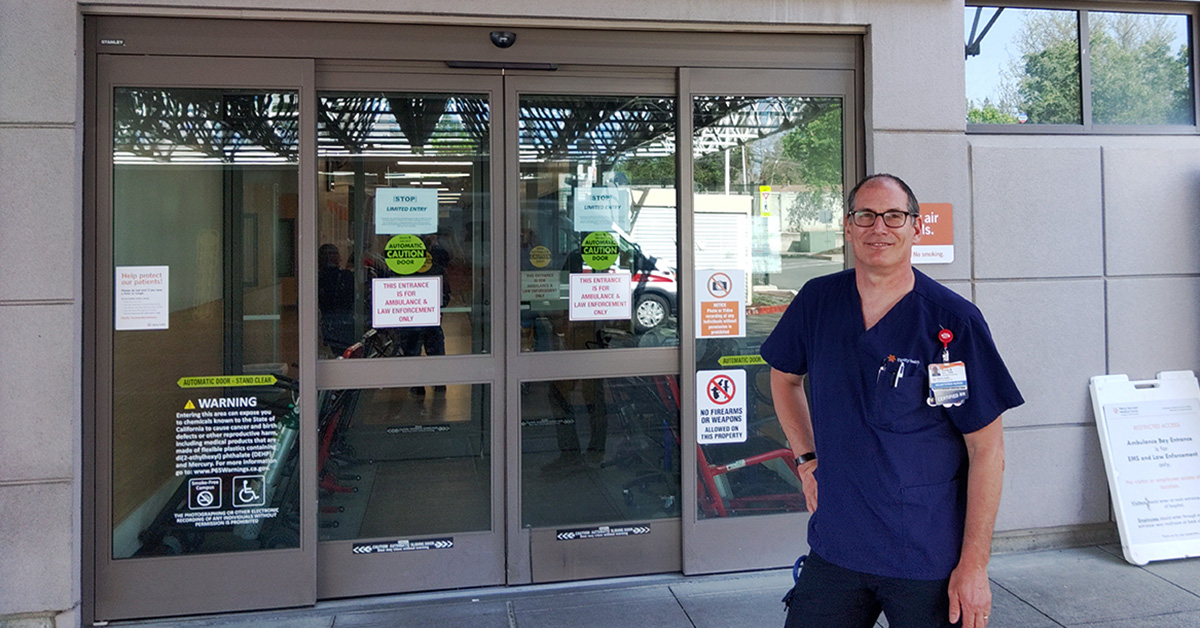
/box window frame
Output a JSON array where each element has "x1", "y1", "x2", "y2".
[{"x1": 966, "y1": 1, "x2": 1200, "y2": 134}]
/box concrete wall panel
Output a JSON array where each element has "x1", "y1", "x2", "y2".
[
  {"x1": 971, "y1": 146, "x2": 1103, "y2": 279},
  {"x1": 975, "y1": 279, "x2": 1105, "y2": 428},
  {"x1": 873, "y1": 132, "x2": 970, "y2": 281},
  {"x1": 0, "y1": 482, "x2": 75, "y2": 615},
  {"x1": 1104, "y1": 148, "x2": 1200, "y2": 276},
  {"x1": 941, "y1": 280, "x2": 971, "y2": 302},
  {"x1": 0, "y1": 305, "x2": 77, "y2": 481},
  {"x1": 996, "y1": 425, "x2": 1109, "y2": 532},
  {"x1": 864, "y1": 3, "x2": 965, "y2": 132},
  {"x1": 0, "y1": 127, "x2": 79, "y2": 302},
  {"x1": 0, "y1": 0, "x2": 78, "y2": 123},
  {"x1": 1107, "y1": 276, "x2": 1200, "y2": 381}
]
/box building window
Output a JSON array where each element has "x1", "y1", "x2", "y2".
[{"x1": 965, "y1": 5, "x2": 1195, "y2": 129}]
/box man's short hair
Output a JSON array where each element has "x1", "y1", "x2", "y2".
[{"x1": 846, "y1": 173, "x2": 920, "y2": 217}]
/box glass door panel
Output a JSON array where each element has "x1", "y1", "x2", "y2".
[
  {"x1": 518, "y1": 94, "x2": 679, "y2": 353},
  {"x1": 110, "y1": 88, "x2": 302, "y2": 557},
  {"x1": 94, "y1": 55, "x2": 316, "y2": 622},
  {"x1": 692, "y1": 95, "x2": 844, "y2": 521},
  {"x1": 682, "y1": 68, "x2": 858, "y2": 576},
  {"x1": 508, "y1": 78, "x2": 682, "y2": 584},
  {"x1": 316, "y1": 384, "x2": 491, "y2": 540},
  {"x1": 317, "y1": 92, "x2": 491, "y2": 359},
  {"x1": 313, "y1": 77, "x2": 505, "y2": 598},
  {"x1": 521, "y1": 375, "x2": 680, "y2": 527}
]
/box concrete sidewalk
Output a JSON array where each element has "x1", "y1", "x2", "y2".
[{"x1": 113, "y1": 545, "x2": 1200, "y2": 628}]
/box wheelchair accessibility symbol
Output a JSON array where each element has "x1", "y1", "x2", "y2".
[{"x1": 232, "y1": 475, "x2": 266, "y2": 508}]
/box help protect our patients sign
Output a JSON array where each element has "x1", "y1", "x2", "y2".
[
  {"x1": 115, "y1": 266, "x2": 169, "y2": 330},
  {"x1": 696, "y1": 369, "x2": 747, "y2": 444}
]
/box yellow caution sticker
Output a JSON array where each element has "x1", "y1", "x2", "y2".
[
  {"x1": 184, "y1": 400, "x2": 196, "y2": 409},
  {"x1": 717, "y1": 355, "x2": 766, "y2": 367},
  {"x1": 177, "y1": 375, "x2": 278, "y2": 389},
  {"x1": 530, "y1": 245, "x2": 552, "y2": 268}
]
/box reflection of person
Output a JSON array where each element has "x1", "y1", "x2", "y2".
[
  {"x1": 541, "y1": 378, "x2": 608, "y2": 471},
  {"x1": 761, "y1": 175, "x2": 1023, "y2": 628},
  {"x1": 318, "y1": 243, "x2": 356, "y2": 354},
  {"x1": 401, "y1": 232, "x2": 450, "y2": 395}
]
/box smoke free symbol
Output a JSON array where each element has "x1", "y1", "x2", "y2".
[
  {"x1": 706, "y1": 374, "x2": 736, "y2": 405},
  {"x1": 187, "y1": 477, "x2": 222, "y2": 510}
]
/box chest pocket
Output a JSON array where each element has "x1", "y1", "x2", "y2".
[{"x1": 869, "y1": 361, "x2": 936, "y2": 433}]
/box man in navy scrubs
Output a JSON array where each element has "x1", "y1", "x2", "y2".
[{"x1": 761, "y1": 174, "x2": 1023, "y2": 628}]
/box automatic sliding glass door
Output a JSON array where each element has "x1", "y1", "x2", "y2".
[
  {"x1": 312, "y1": 74, "x2": 507, "y2": 598},
  {"x1": 93, "y1": 55, "x2": 317, "y2": 622},
  {"x1": 506, "y1": 75, "x2": 683, "y2": 583}
]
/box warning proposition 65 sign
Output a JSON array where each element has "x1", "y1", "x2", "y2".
[{"x1": 696, "y1": 369, "x2": 747, "y2": 444}]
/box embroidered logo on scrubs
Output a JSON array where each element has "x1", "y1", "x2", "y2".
[{"x1": 878, "y1": 356, "x2": 922, "y2": 387}]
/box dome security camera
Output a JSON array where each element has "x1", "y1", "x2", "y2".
[{"x1": 490, "y1": 31, "x2": 516, "y2": 48}]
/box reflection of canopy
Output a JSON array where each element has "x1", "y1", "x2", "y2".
[
  {"x1": 113, "y1": 89, "x2": 301, "y2": 163},
  {"x1": 318, "y1": 94, "x2": 488, "y2": 156},
  {"x1": 113, "y1": 89, "x2": 838, "y2": 164},
  {"x1": 519, "y1": 96, "x2": 675, "y2": 163},
  {"x1": 692, "y1": 96, "x2": 839, "y2": 156}
]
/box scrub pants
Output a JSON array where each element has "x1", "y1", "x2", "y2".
[{"x1": 783, "y1": 552, "x2": 959, "y2": 628}]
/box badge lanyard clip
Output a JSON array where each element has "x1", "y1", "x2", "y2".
[{"x1": 928, "y1": 328, "x2": 968, "y2": 407}]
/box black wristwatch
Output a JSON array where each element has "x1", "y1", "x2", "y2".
[{"x1": 794, "y1": 452, "x2": 817, "y2": 466}]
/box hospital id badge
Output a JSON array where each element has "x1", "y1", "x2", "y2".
[{"x1": 927, "y1": 361, "x2": 968, "y2": 407}]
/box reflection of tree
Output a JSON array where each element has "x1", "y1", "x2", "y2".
[
  {"x1": 967, "y1": 100, "x2": 1019, "y2": 124},
  {"x1": 1017, "y1": 23, "x2": 1082, "y2": 124},
  {"x1": 1090, "y1": 13, "x2": 1193, "y2": 125},
  {"x1": 780, "y1": 105, "x2": 842, "y2": 191},
  {"x1": 780, "y1": 104, "x2": 842, "y2": 230},
  {"x1": 968, "y1": 10, "x2": 1192, "y2": 125}
]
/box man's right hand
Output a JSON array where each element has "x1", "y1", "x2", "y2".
[{"x1": 797, "y1": 459, "x2": 818, "y2": 512}]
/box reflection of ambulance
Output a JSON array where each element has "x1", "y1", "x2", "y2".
[{"x1": 551, "y1": 217, "x2": 678, "y2": 332}]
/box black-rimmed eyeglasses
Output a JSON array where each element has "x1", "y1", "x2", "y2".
[{"x1": 847, "y1": 210, "x2": 918, "y2": 228}]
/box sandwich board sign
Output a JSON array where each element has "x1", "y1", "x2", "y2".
[{"x1": 1089, "y1": 370, "x2": 1200, "y2": 565}]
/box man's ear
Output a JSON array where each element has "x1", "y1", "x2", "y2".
[{"x1": 912, "y1": 216, "x2": 922, "y2": 243}]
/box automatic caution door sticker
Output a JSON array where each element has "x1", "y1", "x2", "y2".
[
  {"x1": 696, "y1": 369, "x2": 747, "y2": 444},
  {"x1": 383, "y1": 234, "x2": 427, "y2": 275}
]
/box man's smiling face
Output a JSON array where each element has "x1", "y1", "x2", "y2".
[{"x1": 845, "y1": 178, "x2": 921, "y2": 274}]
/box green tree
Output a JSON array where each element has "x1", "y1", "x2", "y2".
[
  {"x1": 780, "y1": 103, "x2": 843, "y2": 192},
  {"x1": 777, "y1": 104, "x2": 843, "y2": 230},
  {"x1": 1003, "y1": 10, "x2": 1192, "y2": 125},
  {"x1": 1089, "y1": 13, "x2": 1193, "y2": 125},
  {"x1": 616, "y1": 148, "x2": 738, "y2": 191},
  {"x1": 615, "y1": 154, "x2": 676, "y2": 186},
  {"x1": 967, "y1": 99, "x2": 1019, "y2": 124},
  {"x1": 1011, "y1": 11, "x2": 1082, "y2": 124}
]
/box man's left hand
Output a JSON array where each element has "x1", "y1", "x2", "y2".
[{"x1": 948, "y1": 562, "x2": 991, "y2": 627}]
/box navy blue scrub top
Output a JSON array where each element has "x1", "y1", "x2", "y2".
[{"x1": 761, "y1": 269, "x2": 1023, "y2": 580}]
